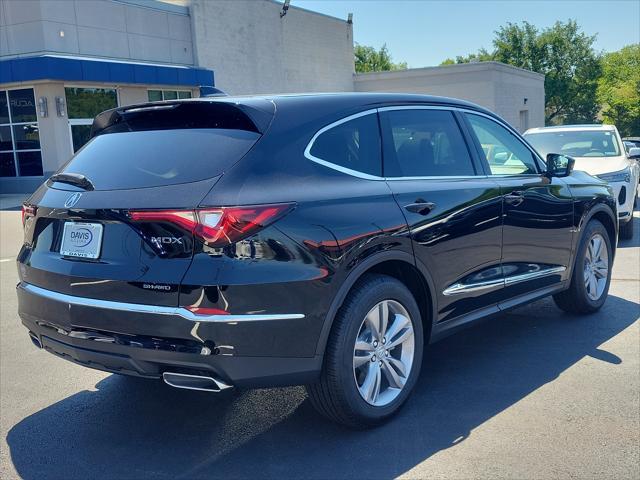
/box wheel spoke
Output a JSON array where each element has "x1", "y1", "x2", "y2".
[
  {"x1": 354, "y1": 353, "x2": 373, "y2": 368},
  {"x1": 355, "y1": 340, "x2": 374, "y2": 352},
  {"x1": 589, "y1": 274, "x2": 598, "y2": 297},
  {"x1": 592, "y1": 237, "x2": 602, "y2": 260},
  {"x1": 381, "y1": 357, "x2": 405, "y2": 389},
  {"x1": 386, "y1": 326, "x2": 413, "y2": 350},
  {"x1": 354, "y1": 340, "x2": 374, "y2": 368},
  {"x1": 378, "y1": 301, "x2": 389, "y2": 341},
  {"x1": 360, "y1": 362, "x2": 381, "y2": 404},
  {"x1": 384, "y1": 314, "x2": 410, "y2": 346},
  {"x1": 365, "y1": 308, "x2": 382, "y2": 341}
]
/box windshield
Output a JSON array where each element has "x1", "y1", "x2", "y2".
[{"x1": 525, "y1": 130, "x2": 621, "y2": 159}]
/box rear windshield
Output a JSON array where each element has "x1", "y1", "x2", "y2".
[
  {"x1": 525, "y1": 130, "x2": 621, "y2": 158},
  {"x1": 57, "y1": 129, "x2": 259, "y2": 190}
]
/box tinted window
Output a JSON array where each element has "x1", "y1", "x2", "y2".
[
  {"x1": 382, "y1": 109, "x2": 475, "y2": 177},
  {"x1": 466, "y1": 114, "x2": 539, "y2": 175},
  {"x1": 524, "y1": 130, "x2": 621, "y2": 158},
  {"x1": 59, "y1": 129, "x2": 259, "y2": 190},
  {"x1": 309, "y1": 113, "x2": 382, "y2": 177},
  {"x1": 8, "y1": 89, "x2": 37, "y2": 123}
]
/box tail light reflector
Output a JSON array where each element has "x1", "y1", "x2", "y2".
[
  {"x1": 129, "y1": 203, "x2": 293, "y2": 247},
  {"x1": 21, "y1": 204, "x2": 36, "y2": 226}
]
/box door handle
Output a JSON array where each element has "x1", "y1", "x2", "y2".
[
  {"x1": 504, "y1": 191, "x2": 525, "y2": 206},
  {"x1": 404, "y1": 200, "x2": 436, "y2": 215}
]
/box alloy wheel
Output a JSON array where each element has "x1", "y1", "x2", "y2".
[
  {"x1": 583, "y1": 233, "x2": 609, "y2": 301},
  {"x1": 352, "y1": 300, "x2": 415, "y2": 407}
]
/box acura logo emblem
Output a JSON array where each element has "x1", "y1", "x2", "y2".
[{"x1": 64, "y1": 192, "x2": 82, "y2": 208}]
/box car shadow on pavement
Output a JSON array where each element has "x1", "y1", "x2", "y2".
[{"x1": 7, "y1": 295, "x2": 639, "y2": 480}]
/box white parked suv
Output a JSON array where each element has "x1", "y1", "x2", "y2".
[{"x1": 524, "y1": 124, "x2": 640, "y2": 239}]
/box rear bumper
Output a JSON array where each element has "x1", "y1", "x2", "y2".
[{"x1": 17, "y1": 282, "x2": 322, "y2": 387}]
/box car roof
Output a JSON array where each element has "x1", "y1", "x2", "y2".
[
  {"x1": 93, "y1": 93, "x2": 502, "y2": 138},
  {"x1": 524, "y1": 124, "x2": 617, "y2": 134}
]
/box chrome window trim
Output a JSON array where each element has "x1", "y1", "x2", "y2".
[
  {"x1": 303, "y1": 104, "x2": 546, "y2": 181},
  {"x1": 443, "y1": 265, "x2": 566, "y2": 296},
  {"x1": 303, "y1": 109, "x2": 384, "y2": 181},
  {"x1": 304, "y1": 105, "x2": 490, "y2": 181},
  {"x1": 19, "y1": 283, "x2": 305, "y2": 323}
]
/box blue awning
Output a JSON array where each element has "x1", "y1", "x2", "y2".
[{"x1": 0, "y1": 55, "x2": 214, "y2": 87}]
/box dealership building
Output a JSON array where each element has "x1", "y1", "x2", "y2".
[{"x1": 0, "y1": 0, "x2": 544, "y2": 193}]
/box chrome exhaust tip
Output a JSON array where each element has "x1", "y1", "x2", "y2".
[
  {"x1": 162, "y1": 372, "x2": 233, "y2": 392},
  {"x1": 28, "y1": 331, "x2": 42, "y2": 349}
]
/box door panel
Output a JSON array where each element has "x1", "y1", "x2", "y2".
[
  {"x1": 388, "y1": 178, "x2": 503, "y2": 322},
  {"x1": 463, "y1": 112, "x2": 574, "y2": 299},
  {"x1": 494, "y1": 175, "x2": 574, "y2": 298},
  {"x1": 379, "y1": 107, "x2": 504, "y2": 322}
]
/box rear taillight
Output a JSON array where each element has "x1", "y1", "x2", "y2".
[
  {"x1": 129, "y1": 203, "x2": 293, "y2": 247},
  {"x1": 21, "y1": 204, "x2": 36, "y2": 226}
]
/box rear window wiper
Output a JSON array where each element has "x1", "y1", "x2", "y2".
[{"x1": 48, "y1": 173, "x2": 95, "y2": 191}]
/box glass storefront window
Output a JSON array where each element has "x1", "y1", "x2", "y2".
[
  {"x1": 12, "y1": 124, "x2": 40, "y2": 150},
  {"x1": 148, "y1": 90, "x2": 163, "y2": 102},
  {"x1": 0, "y1": 94, "x2": 9, "y2": 124},
  {"x1": 0, "y1": 152, "x2": 16, "y2": 177},
  {"x1": 65, "y1": 87, "x2": 118, "y2": 119},
  {"x1": 147, "y1": 89, "x2": 192, "y2": 102},
  {"x1": 71, "y1": 125, "x2": 93, "y2": 153},
  {"x1": 65, "y1": 87, "x2": 118, "y2": 153},
  {"x1": 0, "y1": 88, "x2": 43, "y2": 177},
  {"x1": 16, "y1": 151, "x2": 43, "y2": 176}
]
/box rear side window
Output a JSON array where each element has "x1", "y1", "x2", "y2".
[
  {"x1": 308, "y1": 113, "x2": 382, "y2": 177},
  {"x1": 59, "y1": 129, "x2": 259, "y2": 190},
  {"x1": 381, "y1": 109, "x2": 475, "y2": 177}
]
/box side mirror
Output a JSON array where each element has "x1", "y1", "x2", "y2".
[
  {"x1": 628, "y1": 147, "x2": 640, "y2": 160},
  {"x1": 546, "y1": 153, "x2": 575, "y2": 178}
]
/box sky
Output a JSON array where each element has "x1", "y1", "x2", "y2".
[{"x1": 293, "y1": 0, "x2": 640, "y2": 67}]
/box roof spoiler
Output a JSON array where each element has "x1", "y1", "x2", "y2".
[{"x1": 90, "y1": 98, "x2": 274, "y2": 138}]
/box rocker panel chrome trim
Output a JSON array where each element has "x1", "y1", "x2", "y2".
[{"x1": 443, "y1": 266, "x2": 566, "y2": 296}]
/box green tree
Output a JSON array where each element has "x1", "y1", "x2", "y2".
[
  {"x1": 597, "y1": 44, "x2": 640, "y2": 137},
  {"x1": 441, "y1": 20, "x2": 601, "y2": 125},
  {"x1": 355, "y1": 43, "x2": 407, "y2": 73},
  {"x1": 536, "y1": 21, "x2": 601, "y2": 124},
  {"x1": 440, "y1": 48, "x2": 493, "y2": 65}
]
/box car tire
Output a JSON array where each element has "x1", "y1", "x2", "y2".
[
  {"x1": 306, "y1": 274, "x2": 424, "y2": 428},
  {"x1": 553, "y1": 219, "x2": 613, "y2": 314},
  {"x1": 620, "y1": 215, "x2": 634, "y2": 240}
]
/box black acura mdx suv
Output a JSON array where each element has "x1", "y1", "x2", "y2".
[{"x1": 17, "y1": 93, "x2": 617, "y2": 428}]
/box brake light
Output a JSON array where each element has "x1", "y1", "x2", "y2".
[
  {"x1": 129, "y1": 203, "x2": 293, "y2": 247},
  {"x1": 21, "y1": 204, "x2": 36, "y2": 226}
]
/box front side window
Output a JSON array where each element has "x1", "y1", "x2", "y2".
[
  {"x1": 382, "y1": 109, "x2": 475, "y2": 177},
  {"x1": 308, "y1": 113, "x2": 382, "y2": 177},
  {"x1": 65, "y1": 87, "x2": 118, "y2": 152},
  {"x1": 0, "y1": 88, "x2": 43, "y2": 177},
  {"x1": 466, "y1": 113, "x2": 539, "y2": 175}
]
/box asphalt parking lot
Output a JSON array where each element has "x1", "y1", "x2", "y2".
[{"x1": 1, "y1": 199, "x2": 638, "y2": 480}]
